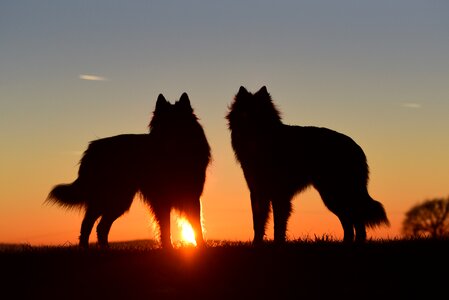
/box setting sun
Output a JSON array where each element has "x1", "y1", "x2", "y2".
[{"x1": 176, "y1": 217, "x2": 197, "y2": 246}]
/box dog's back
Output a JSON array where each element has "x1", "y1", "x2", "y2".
[
  {"x1": 47, "y1": 134, "x2": 148, "y2": 211},
  {"x1": 79, "y1": 134, "x2": 148, "y2": 182},
  {"x1": 275, "y1": 125, "x2": 369, "y2": 186}
]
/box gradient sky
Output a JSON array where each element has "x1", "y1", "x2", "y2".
[{"x1": 1, "y1": 1, "x2": 448, "y2": 245}]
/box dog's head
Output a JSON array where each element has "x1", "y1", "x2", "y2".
[
  {"x1": 149, "y1": 92, "x2": 198, "y2": 133},
  {"x1": 226, "y1": 86, "x2": 282, "y2": 131},
  {"x1": 148, "y1": 92, "x2": 210, "y2": 167}
]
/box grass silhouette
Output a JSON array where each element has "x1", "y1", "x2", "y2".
[{"x1": 1, "y1": 238, "x2": 448, "y2": 299}]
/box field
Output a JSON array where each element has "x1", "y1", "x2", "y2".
[{"x1": 1, "y1": 238, "x2": 448, "y2": 299}]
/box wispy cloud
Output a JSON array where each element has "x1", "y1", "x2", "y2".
[
  {"x1": 401, "y1": 103, "x2": 422, "y2": 109},
  {"x1": 79, "y1": 74, "x2": 108, "y2": 81}
]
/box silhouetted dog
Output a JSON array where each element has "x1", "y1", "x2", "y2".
[
  {"x1": 226, "y1": 86, "x2": 389, "y2": 243},
  {"x1": 47, "y1": 93, "x2": 211, "y2": 249}
]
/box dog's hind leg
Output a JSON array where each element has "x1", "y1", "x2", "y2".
[
  {"x1": 96, "y1": 212, "x2": 122, "y2": 248},
  {"x1": 338, "y1": 216, "x2": 355, "y2": 243},
  {"x1": 80, "y1": 207, "x2": 101, "y2": 248},
  {"x1": 317, "y1": 189, "x2": 356, "y2": 243},
  {"x1": 272, "y1": 197, "x2": 292, "y2": 244},
  {"x1": 354, "y1": 222, "x2": 367, "y2": 243},
  {"x1": 96, "y1": 192, "x2": 134, "y2": 248},
  {"x1": 250, "y1": 191, "x2": 270, "y2": 245}
]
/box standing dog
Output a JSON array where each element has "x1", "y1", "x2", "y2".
[
  {"x1": 226, "y1": 86, "x2": 388, "y2": 243},
  {"x1": 47, "y1": 93, "x2": 211, "y2": 249}
]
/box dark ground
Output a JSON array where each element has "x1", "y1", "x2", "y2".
[{"x1": 1, "y1": 239, "x2": 448, "y2": 300}]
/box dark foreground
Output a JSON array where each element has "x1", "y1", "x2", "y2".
[{"x1": 1, "y1": 239, "x2": 448, "y2": 300}]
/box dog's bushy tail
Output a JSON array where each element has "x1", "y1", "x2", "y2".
[
  {"x1": 46, "y1": 179, "x2": 85, "y2": 209},
  {"x1": 363, "y1": 198, "x2": 390, "y2": 228}
]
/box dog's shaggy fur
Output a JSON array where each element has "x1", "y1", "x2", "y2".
[
  {"x1": 47, "y1": 93, "x2": 211, "y2": 249},
  {"x1": 226, "y1": 86, "x2": 389, "y2": 243}
]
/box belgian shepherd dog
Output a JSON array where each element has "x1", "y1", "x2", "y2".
[
  {"x1": 47, "y1": 93, "x2": 211, "y2": 249},
  {"x1": 226, "y1": 86, "x2": 389, "y2": 244}
]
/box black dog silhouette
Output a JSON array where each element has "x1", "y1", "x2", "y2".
[
  {"x1": 47, "y1": 93, "x2": 211, "y2": 249},
  {"x1": 226, "y1": 86, "x2": 389, "y2": 243}
]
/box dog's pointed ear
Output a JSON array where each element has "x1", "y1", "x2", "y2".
[
  {"x1": 256, "y1": 86, "x2": 268, "y2": 96},
  {"x1": 155, "y1": 94, "x2": 170, "y2": 113},
  {"x1": 255, "y1": 86, "x2": 272, "y2": 102},
  {"x1": 237, "y1": 86, "x2": 249, "y2": 96},
  {"x1": 179, "y1": 92, "x2": 190, "y2": 105},
  {"x1": 177, "y1": 92, "x2": 193, "y2": 112}
]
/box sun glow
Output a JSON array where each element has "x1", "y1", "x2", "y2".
[{"x1": 177, "y1": 217, "x2": 197, "y2": 246}]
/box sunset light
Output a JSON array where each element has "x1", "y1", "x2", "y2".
[{"x1": 176, "y1": 217, "x2": 197, "y2": 246}]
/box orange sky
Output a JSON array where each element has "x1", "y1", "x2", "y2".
[{"x1": 0, "y1": 131, "x2": 433, "y2": 245}]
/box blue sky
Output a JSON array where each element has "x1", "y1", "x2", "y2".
[{"x1": 1, "y1": 1, "x2": 449, "y2": 244}]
